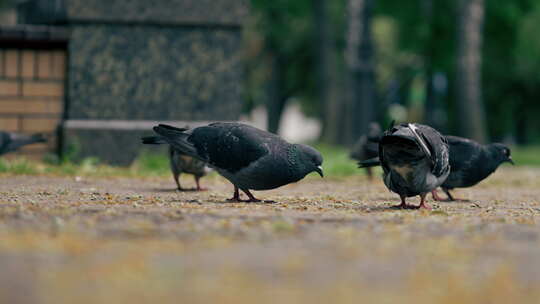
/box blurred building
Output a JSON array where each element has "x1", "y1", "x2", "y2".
[
  {"x1": 0, "y1": 25, "x2": 67, "y2": 157},
  {"x1": 0, "y1": 0, "x2": 247, "y2": 164}
]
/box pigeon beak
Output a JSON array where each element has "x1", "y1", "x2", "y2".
[
  {"x1": 507, "y1": 157, "x2": 515, "y2": 165},
  {"x1": 315, "y1": 166, "x2": 324, "y2": 178}
]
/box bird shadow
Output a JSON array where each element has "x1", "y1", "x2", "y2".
[
  {"x1": 434, "y1": 199, "x2": 471, "y2": 203},
  {"x1": 150, "y1": 188, "x2": 206, "y2": 193},
  {"x1": 354, "y1": 202, "x2": 444, "y2": 212},
  {"x1": 365, "y1": 205, "x2": 425, "y2": 212},
  {"x1": 359, "y1": 205, "x2": 397, "y2": 212},
  {"x1": 217, "y1": 199, "x2": 278, "y2": 205}
]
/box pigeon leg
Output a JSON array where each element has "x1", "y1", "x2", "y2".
[
  {"x1": 393, "y1": 195, "x2": 409, "y2": 209},
  {"x1": 194, "y1": 176, "x2": 207, "y2": 191},
  {"x1": 415, "y1": 193, "x2": 432, "y2": 210},
  {"x1": 443, "y1": 188, "x2": 455, "y2": 201},
  {"x1": 366, "y1": 167, "x2": 373, "y2": 181},
  {"x1": 242, "y1": 189, "x2": 261, "y2": 203},
  {"x1": 431, "y1": 189, "x2": 445, "y2": 201},
  {"x1": 227, "y1": 186, "x2": 241, "y2": 201},
  {"x1": 173, "y1": 172, "x2": 183, "y2": 191}
]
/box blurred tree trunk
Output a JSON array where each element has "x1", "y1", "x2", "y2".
[
  {"x1": 344, "y1": 0, "x2": 376, "y2": 146},
  {"x1": 314, "y1": 0, "x2": 342, "y2": 144},
  {"x1": 455, "y1": 0, "x2": 487, "y2": 143},
  {"x1": 422, "y1": 0, "x2": 437, "y2": 128},
  {"x1": 265, "y1": 50, "x2": 288, "y2": 134},
  {"x1": 424, "y1": 68, "x2": 436, "y2": 124}
]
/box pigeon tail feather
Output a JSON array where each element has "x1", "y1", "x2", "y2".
[
  {"x1": 358, "y1": 157, "x2": 381, "y2": 168},
  {"x1": 152, "y1": 124, "x2": 201, "y2": 161},
  {"x1": 141, "y1": 136, "x2": 167, "y2": 145},
  {"x1": 157, "y1": 124, "x2": 189, "y2": 132},
  {"x1": 29, "y1": 133, "x2": 47, "y2": 143}
]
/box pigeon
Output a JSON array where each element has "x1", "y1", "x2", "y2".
[
  {"x1": 141, "y1": 136, "x2": 209, "y2": 191},
  {"x1": 431, "y1": 135, "x2": 514, "y2": 201},
  {"x1": 169, "y1": 147, "x2": 209, "y2": 191},
  {"x1": 359, "y1": 123, "x2": 450, "y2": 209},
  {"x1": 350, "y1": 122, "x2": 381, "y2": 180},
  {"x1": 145, "y1": 122, "x2": 323, "y2": 202},
  {"x1": 0, "y1": 131, "x2": 46, "y2": 155}
]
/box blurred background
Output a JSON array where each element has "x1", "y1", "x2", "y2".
[{"x1": 0, "y1": 0, "x2": 539, "y2": 169}]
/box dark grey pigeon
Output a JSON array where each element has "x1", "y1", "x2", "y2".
[
  {"x1": 432, "y1": 135, "x2": 514, "y2": 201},
  {"x1": 169, "y1": 147, "x2": 209, "y2": 191},
  {"x1": 0, "y1": 131, "x2": 46, "y2": 155},
  {"x1": 146, "y1": 123, "x2": 323, "y2": 202},
  {"x1": 350, "y1": 122, "x2": 381, "y2": 180},
  {"x1": 360, "y1": 123, "x2": 450, "y2": 209},
  {"x1": 142, "y1": 136, "x2": 209, "y2": 191}
]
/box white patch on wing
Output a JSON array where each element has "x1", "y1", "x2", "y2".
[{"x1": 408, "y1": 123, "x2": 432, "y2": 159}]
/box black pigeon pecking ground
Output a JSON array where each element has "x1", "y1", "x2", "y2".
[
  {"x1": 431, "y1": 135, "x2": 514, "y2": 201},
  {"x1": 0, "y1": 131, "x2": 46, "y2": 155},
  {"x1": 142, "y1": 136, "x2": 209, "y2": 191},
  {"x1": 359, "y1": 123, "x2": 450, "y2": 209},
  {"x1": 144, "y1": 122, "x2": 324, "y2": 202},
  {"x1": 350, "y1": 122, "x2": 381, "y2": 180}
]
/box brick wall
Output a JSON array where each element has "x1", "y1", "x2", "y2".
[{"x1": 0, "y1": 48, "x2": 65, "y2": 158}]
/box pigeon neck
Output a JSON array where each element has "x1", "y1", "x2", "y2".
[
  {"x1": 484, "y1": 145, "x2": 506, "y2": 171},
  {"x1": 287, "y1": 145, "x2": 311, "y2": 179}
]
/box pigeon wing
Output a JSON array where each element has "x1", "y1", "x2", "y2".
[
  {"x1": 412, "y1": 124, "x2": 450, "y2": 177},
  {"x1": 445, "y1": 136, "x2": 481, "y2": 172},
  {"x1": 350, "y1": 136, "x2": 368, "y2": 160},
  {"x1": 378, "y1": 128, "x2": 394, "y2": 175},
  {"x1": 189, "y1": 123, "x2": 278, "y2": 173},
  {"x1": 443, "y1": 135, "x2": 486, "y2": 187}
]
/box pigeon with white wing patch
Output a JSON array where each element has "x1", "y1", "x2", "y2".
[{"x1": 359, "y1": 123, "x2": 450, "y2": 209}]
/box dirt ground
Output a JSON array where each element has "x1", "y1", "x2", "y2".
[{"x1": 1, "y1": 167, "x2": 540, "y2": 303}]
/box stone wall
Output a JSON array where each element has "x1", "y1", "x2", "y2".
[
  {"x1": 18, "y1": 0, "x2": 248, "y2": 26},
  {"x1": 64, "y1": 0, "x2": 248, "y2": 25},
  {"x1": 67, "y1": 25, "x2": 242, "y2": 121}
]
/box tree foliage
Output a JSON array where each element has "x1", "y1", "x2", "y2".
[{"x1": 246, "y1": 0, "x2": 540, "y2": 144}]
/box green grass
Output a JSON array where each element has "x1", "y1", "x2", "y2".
[
  {"x1": 312, "y1": 143, "x2": 364, "y2": 177},
  {"x1": 0, "y1": 144, "x2": 538, "y2": 178},
  {"x1": 0, "y1": 158, "x2": 39, "y2": 175},
  {"x1": 0, "y1": 151, "x2": 176, "y2": 178},
  {"x1": 512, "y1": 145, "x2": 540, "y2": 166},
  {"x1": 0, "y1": 157, "x2": 146, "y2": 178},
  {"x1": 130, "y1": 151, "x2": 170, "y2": 176}
]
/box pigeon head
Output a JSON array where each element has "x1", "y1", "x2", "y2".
[
  {"x1": 367, "y1": 122, "x2": 382, "y2": 139},
  {"x1": 489, "y1": 143, "x2": 514, "y2": 165},
  {"x1": 292, "y1": 144, "x2": 324, "y2": 178}
]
